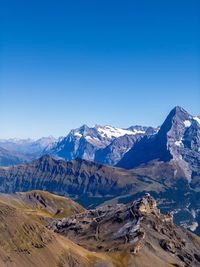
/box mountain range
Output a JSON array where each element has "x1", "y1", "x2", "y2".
[
  {"x1": 0, "y1": 136, "x2": 58, "y2": 166},
  {"x1": 0, "y1": 136, "x2": 57, "y2": 154},
  {"x1": 0, "y1": 106, "x2": 200, "y2": 266},
  {"x1": 0, "y1": 125, "x2": 158, "y2": 167},
  {"x1": 1, "y1": 106, "x2": 199, "y2": 174},
  {"x1": 0, "y1": 106, "x2": 199, "y2": 236}
]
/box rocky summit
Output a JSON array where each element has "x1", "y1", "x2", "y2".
[{"x1": 50, "y1": 194, "x2": 200, "y2": 267}]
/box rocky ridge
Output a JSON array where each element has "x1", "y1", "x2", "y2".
[{"x1": 50, "y1": 194, "x2": 200, "y2": 266}]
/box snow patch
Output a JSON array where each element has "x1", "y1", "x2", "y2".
[
  {"x1": 183, "y1": 120, "x2": 191, "y2": 128},
  {"x1": 74, "y1": 132, "x2": 82, "y2": 138},
  {"x1": 85, "y1": 136, "x2": 99, "y2": 142}
]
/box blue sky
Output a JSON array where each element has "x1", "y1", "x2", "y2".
[{"x1": 0, "y1": 0, "x2": 200, "y2": 139}]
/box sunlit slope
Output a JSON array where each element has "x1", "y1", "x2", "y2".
[{"x1": 0, "y1": 190, "x2": 84, "y2": 223}]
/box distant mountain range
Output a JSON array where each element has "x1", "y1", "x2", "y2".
[
  {"x1": 0, "y1": 136, "x2": 58, "y2": 166},
  {"x1": 0, "y1": 125, "x2": 158, "y2": 166},
  {"x1": 0, "y1": 136, "x2": 58, "y2": 154},
  {"x1": 0, "y1": 146, "x2": 30, "y2": 166}
]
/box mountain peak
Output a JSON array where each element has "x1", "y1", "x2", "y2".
[
  {"x1": 172, "y1": 105, "x2": 186, "y2": 112},
  {"x1": 158, "y1": 106, "x2": 192, "y2": 136},
  {"x1": 118, "y1": 106, "x2": 200, "y2": 181},
  {"x1": 170, "y1": 106, "x2": 190, "y2": 117}
]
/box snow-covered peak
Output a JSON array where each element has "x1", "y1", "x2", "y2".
[
  {"x1": 70, "y1": 124, "x2": 146, "y2": 142},
  {"x1": 96, "y1": 125, "x2": 145, "y2": 139}
]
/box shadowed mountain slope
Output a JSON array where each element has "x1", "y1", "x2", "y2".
[
  {"x1": 0, "y1": 154, "x2": 200, "y2": 234},
  {"x1": 0, "y1": 155, "x2": 163, "y2": 197}
]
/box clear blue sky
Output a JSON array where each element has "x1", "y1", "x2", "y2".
[{"x1": 0, "y1": 0, "x2": 199, "y2": 139}]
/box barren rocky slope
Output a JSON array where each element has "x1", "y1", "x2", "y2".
[
  {"x1": 50, "y1": 194, "x2": 200, "y2": 267},
  {"x1": 1, "y1": 191, "x2": 200, "y2": 267}
]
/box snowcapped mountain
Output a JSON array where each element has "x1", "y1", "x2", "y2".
[
  {"x1": 0, "y1": 125, "x2": 158, "y2": 166},
  {"x1": 48, "y1": 124, "x2": 157, "y2": 163},
  {"x1": 95, "y1": 126, "x2": 157, "y2": 165},
  {"x1": 2, "y1": 106, "x2": 199, "y2": 170},
  {"x1": 118, "y1": 106, "x2": 200, "y2": 180}
]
